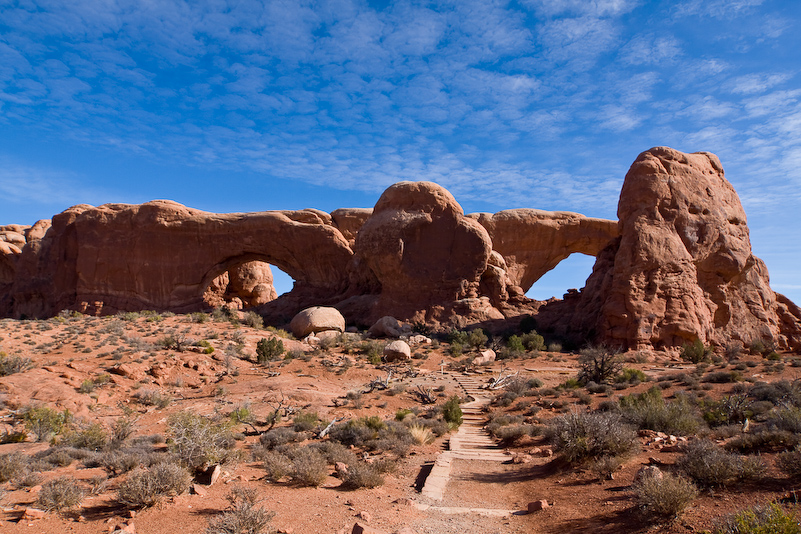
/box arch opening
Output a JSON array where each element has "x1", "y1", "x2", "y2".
[
  {"x1": 200, "y1": 255, "x2": 297, "y2": 311},
  {"x1": 525, "y1": 253, "x2": 595, "y2": 301}
]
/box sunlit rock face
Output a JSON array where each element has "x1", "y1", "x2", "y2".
[
  {"x1": 545, "y1": 147, "x2": 801, "y2": 351},
  {"x1": 2, "y1": 149, "x2": 799, "y2": 351}
]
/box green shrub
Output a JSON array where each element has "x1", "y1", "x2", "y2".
[
  {"x1": 703, "y1": 395, "x2": 752, "y2": 427},
  {"x1": 506, "y1": 335, "x2": 525, "y2": 353},
  {"x1": 442, "y1": 396, "x2": 463, "y2": 427},
  {"x1": 293, "y1": 411, "x2": 320, "y2": 432},
  {"x1": 520, "y1": 331, "x2": 545, "y2": 351},
  {"x1": 61, "y1": 422, "x2": 109, "y2": 451},
  {"x1": 619, "y1": 387, "x2": 700, "y2": 435},
  {"x1": 467, "y1": 329, "x2": 488, "y2": 349},
  {"x1": 634, "y1": 472, "x2": 697, "y2": 518},
  {"x1": 37, "y1": 476, "x2": 84, "y2": 512},
  {"x1": 256, "y1": 337, "x2": 284, "y2": 363},
  {"x1": 23, "y1": 405, "x2": 69, "y2": 442},
  {"x1": 116, "y1": 462, "x2": 191, "y2": 508},
  {"x1": 681, "y1": 339, "x2": 712, "y2": 364},
  {"x1": 547, "y1": 411, "x2": 638, "y2": 463},
  {"x1": 577, "y1": 346, "x2": 623, "y2": 384},
  {"x1": 617, "y1": 368, "x2": 647, "y2": 384},
  {"x1": 712, "y1": 503, "x2": 800, "y2": 534}
]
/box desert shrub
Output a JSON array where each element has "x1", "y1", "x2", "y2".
[
  {"x1": 547, "y1": 342, "x2": 563, "y2": 353},
  {"x1": 61, "y1": 422, "x2": 110, "y2": 451},
  {"x1": 748, "y1": 339, "x2": 770, "y2": 356},
  {"x1": 677, "y1": 439, "x2": 763, "y2": 487},
  {"x1": 241, "y1": 311, "x2": 264, "y2": 329},
  {"x1": 442, "y1": 396, "x2": 463, "y2": 427},
  {"x1": 617, "y1": 368, "x2": 648, "y2": 384},
  {"x1": 728, "y1": 430, "x2": 800, "y2": 454},
  {"x1": 712, "y1": 503, "x2": 800, "y2": 534},
  {"x1": 293, "y1": 411, "x2": 320, "y2": 432},
  {"x1": 258, "y1": 428, "x2": 302, "y2": 452},
  {"x1": 91, "y1": 448, "x2": 163, "y2": 475},
  {"x1": 703, "y1": 371, "x2": 742, "y2": 384},
  {"x1": 133, "y1": 388, "x2": 172, "y2": 408},
  {"x1": 619, "y1": 387, "x2": 700, "y2": 435},
  {"x1": 341, "y1": 461, "x2": 386, "y2": 489},
  {"x1": 777, "y1": 447, "x2": 801, "y2": 478},
  {"x1": 492, "y1": 424, "x2": 537, "y2": 445},
  {"x1": 262, "y1": 451, "x2": 294, "y2": 482},
  {"x1": 37, "y1": 448, "x2": 76, "y2": 467},
  {"x1": 329, "y1": 418, "x2": 412, "y2": 455},
  {"x1": 288, "y1": 447, "x2": 328, "y2": 487},
  {"x1": 467, "y1": 329, "x2": 488, "y2": 349},
  {"x1": 206, "y1": 487, "x2": 275, "y2": 534},
  {"x1": 395, "y1": 408, "x2": 413, "y2": 421},
  {"x1": 634, "y1": 472, "x2": 697, "y2": 519},
  {"x1": 703, "y1": 395, "x2": 752, "y2": 427},
  {"x1": 308, "y1": 442, "x2": 358, "y2": 466},
  {"x1": 749, "y1": 380, "x2": 801, "y2": 407},
  {"x1": 0, "y1": 451, "x2": 28, "y2": 482},
  {"x1": 681, "y1": 340, "x2": 712, "y2": 364},
  {"x1": 23, "y1": 405, "x2": 69, "y2": 442},
  {"x1": 37, "y1": 476, "x2": 84, "y2": 512},
  {"x1": 547, "y1": 411, "x2": 638, "y2": 463},
  {"x1": 116, "y1": 462, "x2": 191, "y2": 508},
  {"x1": 256, "y1": 337, "x2": 284, "y2": 363},
  {"x1": 577, "y1": 346, "x2": 623, "y2": 384},
  {"x1": 506, "y1": 335, "x2": 525, "y2": 354},
  {"x1": 156, "y1": 334, "x2": 189, "y2": 351},
  {"x1": 0, "y1": 352, "x2": 33, "y2": 376},
  {"x1": 769, "y1": 407, "x2": 801, "y2": 434},
  {"x1": 520, "y1": 331, "x2": 545, "y2": 351},
  {"x1": 167, "y1": 411, "x2": 237, "y2": 471},
  {"x1": 190, "y1": 312, "x2": 209, "y2": 323}
]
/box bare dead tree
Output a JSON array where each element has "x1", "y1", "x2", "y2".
[
  {"x1": 318, "y1": 417, "x2": 341, "y2": 438},
  {"x1": 488, "y1": 366, "x2": 519, "y2": 390},
  {"x1": 413, "y1": 384, "x2": 436, "y2": 404}
]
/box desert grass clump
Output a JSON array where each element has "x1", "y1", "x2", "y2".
[
  {"x1": 409, "y1": 424, "x2": 435, "y2": 445},
  {"x1": 36, "y1": 475, "x2": 85, "y2": 512},
  {"x1": 547, "y1": 410, "x2": 638, "y2": 464},
  {"x1": 0, "y1": 451, "x2": 29, "y2": 482},
  {"x1": 634, "y1": 472, "x2": 697, "y2": 519},
  {"x1": 241, "y1": 311, "x2": 264, "y2": 329},
  {"x1": 116, "y1": 462, "x2": 191, "y2": 508},
  {"x1": 133, "y1": 388, "x2": 172, "y2": 409},
  {"x1": 60, "y1": 422, "x2": 110, "y2": 451}
]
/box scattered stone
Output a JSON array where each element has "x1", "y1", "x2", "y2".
[
  {"x1": 351, "y1": 522, "x2": 388, "y2": 534},
  {"x1": 528, "y1": 500, "x2": 550, "y2": 513},
  {"x1": 192, "y1": 484, "x2": 207, "y2": 496},
  {"x1": 356, "y1": 510, "x2": 372, "y2": 521},
  {"x1": 22, "y1": 507, "x2": 46, "y2": 520}
]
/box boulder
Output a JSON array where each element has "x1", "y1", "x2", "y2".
[
  {"x1": 473, "y1": 349, "x2": 496, "y2": 365},
  {"x1": 368, "y1": 316, "x2": 409, "y2": 338},
  {"x1": 633, "y1": 465, "x2": 664, "y2": 485},
  {"x1": 527, "y1": 500, "x2": 550, "y2": 512},
  {"x1": 290, "y1": 306, "x2": 346, "y2": 338},
  {"x1": 383, "y1": 340, "x2": 411, "y2": 362}
]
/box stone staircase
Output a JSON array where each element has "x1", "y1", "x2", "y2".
[{"x1": 419, "y1": 372, "x2": 512, "y2": 501}]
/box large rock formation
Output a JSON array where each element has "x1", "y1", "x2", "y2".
[
  {"x1": 2, "y1": 148, "x2": 799, "y2": 351},
  {"x1": 539, "y1": 147, "x2": 801, "y2": 350}
]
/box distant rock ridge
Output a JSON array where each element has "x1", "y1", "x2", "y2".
[{"x1": 2, "y1": 147, "x2": 799, "y2": 350}]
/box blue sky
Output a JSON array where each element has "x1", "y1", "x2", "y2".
[{"x1": 1, "y1": 0, "x2": 799, "y2": 303}]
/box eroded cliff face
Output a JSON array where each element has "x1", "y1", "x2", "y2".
[
  {"x1": 538, "y1": 147, "x2": 801, "y2": 351},
  {"x1": 2, "y1": 147, "x2": 799, "y2": 350}
]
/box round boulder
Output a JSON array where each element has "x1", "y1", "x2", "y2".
[
  {"x1": 290, "y1": 306, "x2": 346, "y2": 338},
  {"x1": 383, "y1": 340, "x2": 411, "y2": 362}
]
